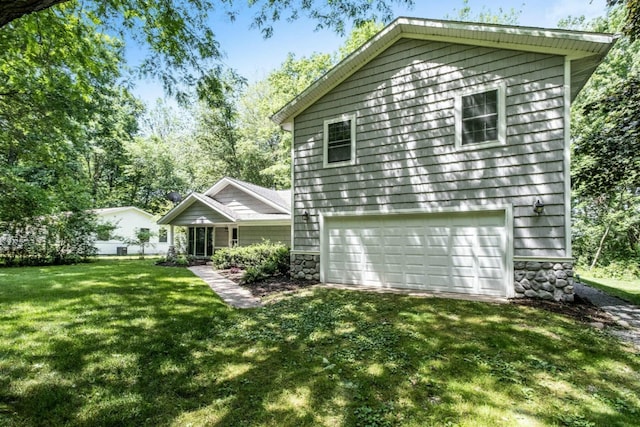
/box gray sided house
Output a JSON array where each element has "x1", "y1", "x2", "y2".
[
  {"x1": 158, "y1": 177, "x2": 291, "y2": 257},
  {"x1": 272, "y1": 18, "x2": 616, "y2": 301}
]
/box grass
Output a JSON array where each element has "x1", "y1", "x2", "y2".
[
  {"x1": 576, "y1": 270, "x2": 640, "y2": 306},
  {"x1": 0, "y1": 260, "x2": 639, "y2": 426}
]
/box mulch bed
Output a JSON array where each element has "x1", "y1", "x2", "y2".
[
  {"x1": 511, "y1": 294, "x2": 616, "y2": 326},
  {"x1": 217, "y1": 269, "x2": 319, "y2": 298},
  {"x1": 218, "y1": 268, "x2": 615, "y2": 326}
]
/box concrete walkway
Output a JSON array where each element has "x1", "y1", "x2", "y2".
[
  {"x1": 574, "y1": 281, "x2": 640, "y2": 349},
  {"x1": 188, "y1": 265, "x2": 261, "y2": 309}
]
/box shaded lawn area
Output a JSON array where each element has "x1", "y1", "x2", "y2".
[
  {"x1": 0, "y1": 261, "x2": 639, "y2": 426},
  {"x1": 576, "y1": 270, "x2": 640, "y2": 306}
]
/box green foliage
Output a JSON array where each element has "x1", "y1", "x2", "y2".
[
  {"x1": 0, "y1": 211, "x2": 98, "y2": 266},
  {"x1": 0, "y1": 4, "x2": 125, "y2": 222},
  {"x1": 446, "y1": 0, "x2": 523, "y2": 24},
  {"x1": 120, "y1": 228, "x2": 156, "y2": 256},
  {"x1": 212, "y1": 241, "x2": 289, "y2": 270},
  {"x1": 570, "y1": 5, "x2": 640, "y2": 269},
  {"x1": 609, "y1": 0, "x2": 640, "y2": 41},
  {"x1": 241, "y1": 244, "x2": 290, "y2": 284},
  {"x1": 212, "y1": 241, "x2": 290, "y2": 284},
  {"x1": 582, "y1": 261, "x2": 640, "y2": 281},
  {"x1": 338, "y1": 21, "x2": 385, "y2": 59}
]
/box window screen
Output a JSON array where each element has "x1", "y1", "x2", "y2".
[
  {"x1": 326, "y1": 119, "x2": 352, "y2": 164},
  {"x1": 461, "y1": 89, "x2": 498, "y2": 145}
]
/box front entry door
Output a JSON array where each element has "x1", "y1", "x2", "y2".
[{"x1": 230, "y1": 227, "x2": 238, "y2": 247}]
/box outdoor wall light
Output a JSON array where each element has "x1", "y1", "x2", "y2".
[
  {"x1": 533, "y1": 199, "x2": 545, "y2": 215},
  {"x1": 302, "y1": 211, "x2": 310, "y2": 222}
]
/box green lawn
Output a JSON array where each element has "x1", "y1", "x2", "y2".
[
  {"x1": 1, "y1": 260, "x2": 639, "y2": 426},
  {"x1": 576, "y1": 270, "x2": 640, "y2": 306}
]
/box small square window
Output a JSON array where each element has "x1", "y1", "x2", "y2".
[
  {"x1": 462, "y1": 90, "x2": 498, "y2": 145},
  {"x1": 455, "y1": 83, "x2": 506, "y2": 150},
  {"x1": 158, "y1": 228, "x2": 167, "y2": 243},
  {"x1": 138, "y1": 228, "x2": 150, "y2": 243},
  {"x1": 323, "y1": 114, "x2": 356, "y2": 167}
]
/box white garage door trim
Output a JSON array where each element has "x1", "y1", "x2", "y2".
[{"x1": 320, "y1": 206, "x2": 514, "y2": 298}]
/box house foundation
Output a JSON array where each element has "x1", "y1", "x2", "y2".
[
  {"x1": 290, "y1": 253, "x2": 320, "y2": 281},
  {"x1": 290, "y1": 254, "x2": 575, "y2": 302},
  {"x1": 514, "y1": 261, "x2": 574, "y2": 302}
]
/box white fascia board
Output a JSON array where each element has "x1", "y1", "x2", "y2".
[
  {"x1": 236, "y1": 219, "x2": 291, "y2": 226},
  {"x1": 157, "y1": 193, "x2": 235, "y2": 224},
  {"x1": 272, "y1": 17, "x2": 615, "y2": 127},
  {"x1": 203, "y1": 177, "x2": 232, "y2": 197},
  {"x1": 191, "y1": 193, "x2": 236, "y2": 221},
  {"x1": 157, "y1": 194, "x2": 198, "y2": 224},
  {"x1": 95, "y1": 206, "x2": 153, "y2": 218}
]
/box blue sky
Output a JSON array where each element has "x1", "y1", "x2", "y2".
[{"x1": 130, "y1": 0, "x2": 609, "y2": 104}]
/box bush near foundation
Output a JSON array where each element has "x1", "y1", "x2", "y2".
[{"x1": 212, "y1": 241, "x2": 290, "y2": 284}]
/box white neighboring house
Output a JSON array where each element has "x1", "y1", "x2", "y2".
[{"x1": 93, "y1": 207, "x2": 169, "y2": 255}]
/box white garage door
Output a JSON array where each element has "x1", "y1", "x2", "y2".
[{"x1": 324, "y1": 211, "x2": 508, "y2": 297}]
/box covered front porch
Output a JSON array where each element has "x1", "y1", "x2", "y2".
[{"x1": 184, "y1": 224, "x2": 237, "y2": 258}]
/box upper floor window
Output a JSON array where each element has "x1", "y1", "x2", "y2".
[
  {"x1": 454, "y1": 82, "x2": 506, "y2": 150},
  {"x1": 323, "y1": 114, "x2": 356, "y2": 167}
]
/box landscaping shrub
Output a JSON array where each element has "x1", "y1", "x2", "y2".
[
  {"x1": 212, "y1": 241, "x2": 290, "y2": 284},
  {"x1": 586, "y1": 260, "x2": 640, "y2": 281},
  {"x1": 0, "y1": 211, "x2": 97, "y2": 266}
]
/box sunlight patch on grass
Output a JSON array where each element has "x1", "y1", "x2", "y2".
[
  {"x1": 366, "y1": 363, "x2": 385, "y2": 377},
  {"x1": 169, "y1": 405, "x2": 229, "y2": 426},
  {"x1": 264, "y1": 386, "x2": 311, "y2": 414},
  {"x1": 219, "y1": 363, "x2": 253, "y2": 382}
]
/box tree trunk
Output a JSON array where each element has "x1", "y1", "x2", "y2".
[
  {"x1": 590, "y1": 224, "x2": 611, "y2": 270},
  {"x1": 0, "y1": 0, "x2": 68, "y2": 27}
]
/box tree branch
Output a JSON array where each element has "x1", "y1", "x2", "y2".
[{"x1": 0, "y1": 0, "x2": 69, "y2": 28}]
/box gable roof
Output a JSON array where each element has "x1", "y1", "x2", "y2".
[
  {"x1": 272, "y1": 17, "x2": 617, "y2": 130},
  {"x1": 157, "y1": 192, "x2": 237, "y2": 225},
  {"x1": 93, "y1": 206, "x2": 154, "y2": 218},
  {"x1": 204, "y1": 177, "x2": 291, "y2": 214},
  {"x1": 158, "y1": 177, "x2": 291, "y2": 225}
]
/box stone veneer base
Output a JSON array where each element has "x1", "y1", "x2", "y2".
[
  {"x1": 514, "y1": 261, "x2": 574, "y2": 302},
  {"x1": 290, "y1": 253, "x2": 320, "y2": 281}
]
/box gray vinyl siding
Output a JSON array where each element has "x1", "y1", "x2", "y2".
[
  {"x1": 238, "y1": 225, "x2": 291, "y2": 246},
  {"x1": 214, "y1": 186, "x2": 282, "y2": 215},
  {"x1": 293, "y1": 38, "x2": 567, "y2": 257},
  {"x1": 215, "y1": 227, "x2": 229, "y2": 248},
  {"x1": 171, "y1": 201, "x2": 232, "y2": 226}
]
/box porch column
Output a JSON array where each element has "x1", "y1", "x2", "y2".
[
  {"x1": 167, "y1": 225, "x2": 176, "y2": 258},
  {"x1": 168, "y1": 225, "x2": 175, "y2": 246}
]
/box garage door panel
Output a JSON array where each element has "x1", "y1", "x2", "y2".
[
  {"x1": 479, "y1": 257, "x2": 503, "y2": 268},
  {"x1": 451, "y1": 255, "x2": 474, "y2": 266},
  {"x1": 479, "y1": 269, "x2": 503, "y2": 280},
  {"x1": 325, "y1": 211, "x2": 507, "y2": 297},
  {"x1": 383, "y1": 236, "x2": 410, "y2": 246},
  {"x1": 384, "y1": 254, "x2": 406, "y2": 264}
]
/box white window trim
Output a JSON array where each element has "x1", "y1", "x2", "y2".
[
  {"x1": 454, "y1": 81, "x2": 506, "y2": 151},
  {"x1": 323, "y1": 114, "x2": 356, "y2": 168}
]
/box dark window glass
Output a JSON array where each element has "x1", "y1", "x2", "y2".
[
  {"x1": 158, "y1": 228, "x2": 168, "y2": 243},
  {"x1": 461, "y1": 89, "x2": 498, "y2": 145},
  {"x1": 327, "y1": 120, "x2": 352, "y2": 163},
  {"x1": 187, "y1": 227, "x2": 195, "y2": 255},
  {"x1": 195, "y1": 227, "x2": 205, "y2": 256},
  {"x1": 206, "y1": 228, "x2": 213, "y2": 255}
]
